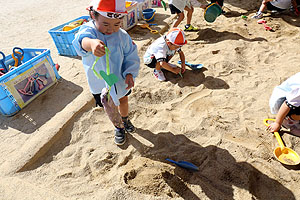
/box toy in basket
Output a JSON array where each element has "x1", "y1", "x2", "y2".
[
  {"x1": 0, "y1": 47, "x2": 25, "y2": 76},
  {"x1": 0, "y1": 48, "x2": 60, "y2": 116},
  {"x1": 48, "y1": 16, "x2": 90, "y2": 56},
  {"x1": 62, "y1": 18, "x2": 88, "y2": 31}
]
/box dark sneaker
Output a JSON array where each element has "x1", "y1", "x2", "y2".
[
  {"x1": 114, "y1": 128, "x2": 126, "y2": 145},
  {"x1": 123, "y1": 119, "x2": 135, "y2": 133}
]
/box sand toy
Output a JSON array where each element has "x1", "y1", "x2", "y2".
[
  {"x1": 166, "y1": 158, "x2": 199, "y2": 171},
  {"x1": 257, "y1": 19, "x2": 272, "y2": 31},
  {"x1": 139, "y1": 23, "x2": 159, "y2": 34},
  {"x1": 178, "y1": 60, "x2": 203, "y2": 70},
  {"x1": 264, "y1": 119, "x2": 300, "y2": 165}
]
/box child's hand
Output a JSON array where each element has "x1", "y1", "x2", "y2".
[
  {"x1": 181, "y1": 65, "x2": 186, "y2": 74},
  {"x1": 91, "y1": 39, "x2": 106, "y2": 57},
  {"x1": 267, "y1": 122, "x2": 281, "y2": 133},
  {"x1": 125, "y1": 74, "x2": 134, "y2": 90},
  {"x1": 173, "y1": 67, "x2": 181, "y2": 74}
]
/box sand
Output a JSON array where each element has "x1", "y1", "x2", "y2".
[{"x1": 1, "y1": 0, "x2": 300, "y2": 199}]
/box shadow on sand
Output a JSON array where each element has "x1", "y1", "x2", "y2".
[
  {"x1": 191, "y1": 28, "x2": 267, "y2": 44},
  {"x1": 124, "y1": 128, "x2": 296, "y2": 199},
  {"x1": 165, "y1": 67, "x2": 230, "y2": 89},
  {"x1": 0, "y1": 78, "x2": 83, "y2": 134}
]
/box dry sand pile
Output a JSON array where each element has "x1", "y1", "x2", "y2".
[{"x1": 1, "y1": 0, "x2": 300, "y2": 199}]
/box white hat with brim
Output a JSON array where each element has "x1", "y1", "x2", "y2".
[{"x1": 166, "y1": 28, "x2": 187, "y2": 46}]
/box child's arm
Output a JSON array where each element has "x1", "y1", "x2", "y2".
[
  {"x1": 268, "y1": 101, "x2": 291, "y2": 132},
  {"x1": 178, "y1": 51, "x2": 186, "y2": 73},
  {"x1": 125, "y1": 74, "x2": 134, "y2": 90},
  {"x1": 81, "y1": 38, "x2": 106, "y2": 57},
  {"x1": 159, "y1": 61, "x2": 181, "y2": 74},
  {"x1": 122, "y1": 34, "x2": 140, "y2": 81}
]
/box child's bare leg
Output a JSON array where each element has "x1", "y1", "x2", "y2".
[
  {"x1": 119, "y1": 95, "x2": 135, "y2": 132},
  {"x1": 259, "y1": 0, "x2": 268, "y2": 12},
  {"x1": 155, "y1": 62, "x2": 162, "y2": 71},
  {"x1": 252, "y1": 0, "x2": 268, "y2": 18},
  {"x1": 185, "y1": 6, "x2": 193, "y2": 25},
  {"x1": 184, "y1": 6, "x2": 198, "y2": 30},
  {"x1": 119, "y1": 96, "x2": 128, "y2": 118},
  {"x1": 173, "y1": 12, "x2": 184, "y2": 27}
]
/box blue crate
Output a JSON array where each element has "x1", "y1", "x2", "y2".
[
  {"x1": 48, "y1": 16, "x2": 90, "y2": 56},
  {"x1": 0, "y1": 48, "x2": 61, "y2": 116}
]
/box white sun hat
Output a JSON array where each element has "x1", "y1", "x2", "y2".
[{"x1": 166, "y1": 28, "x2": 187, "y2": 46}]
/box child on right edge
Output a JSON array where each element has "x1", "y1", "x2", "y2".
[
  {"x1": 268, "y1": 72, "x2": 300, "y2": 136},
  {"x1": 252, "y1": 0, "x2": 300, "y2": 19},
  {"x1": 143, "y1": 28, "x2": 187, "y2": 81}
]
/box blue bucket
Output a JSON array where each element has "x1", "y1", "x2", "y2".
[{"x1": 142, "y1": 8, "x2": 155, "y2": 22}]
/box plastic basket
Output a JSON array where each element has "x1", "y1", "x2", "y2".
[
  {"x1": 0, "y1": 48, "x2": 60, "y2": 116},
  {"x1": 48, "y1": 16, "x2": 90, "y2": 56}
]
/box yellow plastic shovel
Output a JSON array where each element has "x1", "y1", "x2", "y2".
[
  {"x1": 264, "y1": 119, "x2": 300, "y2": 165},
  {"x1": 139, "y1": 23, "x2": 159, "y2": 34}
]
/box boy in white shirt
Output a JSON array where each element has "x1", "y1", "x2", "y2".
[{"x1": 143, "y1": 28, "x2": 187, "y2": 81}]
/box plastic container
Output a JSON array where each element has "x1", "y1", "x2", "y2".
[
  {"x1": 122, "y1": 2, "x2": 138, "y2": 31},
  {"x1": 142, "y1": 8, "x2": 156, "y2": 22},
  {"x1": 0, "y1": 48, "x2": 60, "y2": 116},
  {"x1": 48, "y1": 16, "x2": 90, "y2": 56},
  {"x1": 204, "y1": 3, "x2": 222, "y2": 23}
]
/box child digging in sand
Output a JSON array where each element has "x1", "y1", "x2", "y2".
[
  {"x1": 143, "y1": 28, "x2": 187, "y2": 81},
  {"x1": 268, "y1": 72, "x2": 300, "y2": 136},
  {"x1": 72, "y1": 0, "x2": 140, "y2": 145}
]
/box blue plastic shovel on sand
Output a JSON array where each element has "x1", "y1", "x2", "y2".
[
  {"x1": 178, "y1": 61, "x2": 203, "y2": 70},
  {"x1": 166, "y1": 158, "x2": 199, "y2": 171}
]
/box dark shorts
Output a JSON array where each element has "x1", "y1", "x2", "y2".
[
  {"x1": 266, "y1": 2, "x2": 286, "y2": 12},
  {"x1": 211, "y1": 0, "x2": 224, "y2": 7},
  {"x1": 92, "y1": 89, "x2": 132, "y2": 107},
  {"x1": 169, "y1": 4, "x2": 182, "y2": 14},
  {"x1": 145, "y1": 57, "x2": 170, "y2": 69},
  {"x1": 286, "y1": 101, "x2": 300, "y2": 116}
]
